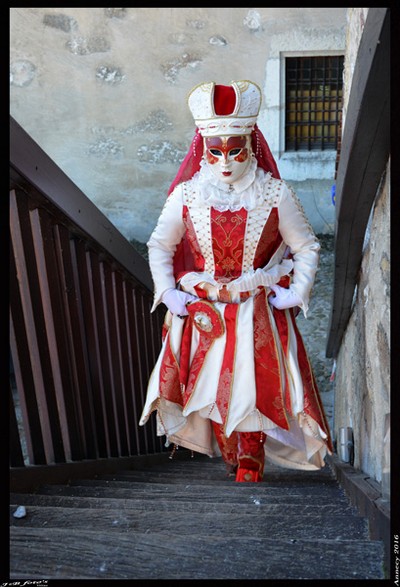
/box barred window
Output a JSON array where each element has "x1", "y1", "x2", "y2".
[{"x1": 285, "y1": 55, "x2": 344, "y2": 151}]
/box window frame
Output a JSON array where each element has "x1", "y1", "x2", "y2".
[{"x1": 279, "y1": 51, "x2": 345, "y2": 156}]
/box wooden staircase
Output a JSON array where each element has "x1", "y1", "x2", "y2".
[{"x1": 10, "y1": 453, "x2": 385, "y2": 580}]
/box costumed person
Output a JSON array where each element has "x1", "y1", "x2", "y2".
[{"x1": 139, "y1": 80, "x2": 333, "y2": 482}]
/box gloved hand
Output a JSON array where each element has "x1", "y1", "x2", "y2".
[
  {"x1": 268, "y1": 285, "x2": 302, "y2": 310},
  {"x1": 162, "y1": 288, "x2": 198, "y2": 316}
]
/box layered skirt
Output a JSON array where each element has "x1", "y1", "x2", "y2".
[{"x1": 139, "y1": 288, "x2": 332, "y2": 470}]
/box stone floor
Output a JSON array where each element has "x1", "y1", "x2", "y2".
[{"x1": 296, "y1": 233, "x2": 335, "y2": 438}]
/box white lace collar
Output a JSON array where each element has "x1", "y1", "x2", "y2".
[{"x1": 189, "y1": 156, "x2": 273, "y2": 212}]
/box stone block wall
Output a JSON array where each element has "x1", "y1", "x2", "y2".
[
  {"x1": 334, "y1": 161, "x2": 390, "y2": 485},
  {"x1": 333, "y1": 8, "x2": 390, "y2": 490},
  {"x1": 10, "y1": 7, "x2": 346, "y2": 243}
]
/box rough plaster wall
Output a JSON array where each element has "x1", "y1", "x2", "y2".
[
  {"x1": 10, "y1": 7, "x2": 346, "y2": 243},
  {"x1": 333, "y1": 7, "x2": 390, "y2": 485},
  {"x1": 341, "y1": 7, "x2": 369, "y2": 128},
  {"x1": 334, "y1": 167, "x2": 390, "y2": 482}
]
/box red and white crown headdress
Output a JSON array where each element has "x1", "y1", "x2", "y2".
[{"x1": 187, "y1": 80, "x2": 262, "y2": 137}]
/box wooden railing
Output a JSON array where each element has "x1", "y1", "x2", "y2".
[{"x1": 10, "y1": 117, "x2": 166, "y2": 472}]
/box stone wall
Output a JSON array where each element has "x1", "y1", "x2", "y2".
[
  {"x1": 333, "y1": 8, "x2": 390, "y2": 489},
  {"x1": 10, "y1": 7, "x2": 346, "y2": 244},
  {"x1": 341, "y1": 7, "x2": 369, "y2": 129},
  {"x1": 334, "y1": 165, "x2": 390, "y2": 485}
]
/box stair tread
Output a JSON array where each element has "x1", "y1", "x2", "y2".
[
  {"x1": 9, "y1": 503, "x2": 368, "y2": 539},
  {"x1": 32, "y1": 482, "x2": 351, "y2": 506},
  {"x1": 10, "y1": 457, "x2": 385, "y2": 580},
  {"x1": 46, "y1": 477, "x2": 346, "y2": 493},
  {"x1": 10, "y1": 492, "x2": 358, "y2": 514},
  {"x1": 125, "y1": 462, "x2": 336, "y2": 477},
  {"x1": 10, "y1": 526, "x2": 385, "y2": 580},
  {"x1": 98, "y1": 471, "x2": 339, "y2": 485}
]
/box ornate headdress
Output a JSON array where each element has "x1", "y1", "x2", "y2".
[
  {"x1": 187, "y1": 80, "x2": 262, "y2": 137},
  {"x1": 167, "y1": 80, "x2": 281, "y2": 278},
  {"x1": 168, "y1": 80, "x2": 280, "y2": 196}
]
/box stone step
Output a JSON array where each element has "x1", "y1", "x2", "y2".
[
  {"x1": 10, "y1": 527, "x2": 385, "y2": 580},
  {"x1": 9, "y1": 504, "x2": 368, "y2": 540}
]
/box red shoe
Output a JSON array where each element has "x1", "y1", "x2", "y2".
[
  {"x1": 235, "y1": 467, "x2": 263, "y2": 482},
  {"x1": 235, "y1": 454, "x2": 264, "y2": 482}
]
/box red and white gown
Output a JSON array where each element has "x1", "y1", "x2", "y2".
[{"x1": 139, "y1": 157, "x2": 333, "y2": 470}]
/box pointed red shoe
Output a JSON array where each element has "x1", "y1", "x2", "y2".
[
  {"x1": 235, "y1": 453, "x2": 264, "y2": 482},
  {"x1": 235, "y1": 467, "x2": 263, "y2": 482}
]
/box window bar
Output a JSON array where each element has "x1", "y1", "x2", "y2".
[
  {"x1": 308, "y1": 59, "x2": 311, "y2": 151},
  {"x1": 294, "y1": 59, "x2": 298, "y2": 152},
  {"x1": 294, "y1": 59, "x2": 301, "y2": 151},
  {"x1": 336, "y1": 57, "x2": 343, "y2": 150},
  {"x1": 322, "y1": 57, "x2": 327, "y2": 151},
  {"x1": 296, "y1": 58, "x2": 300, "y2": 151}
]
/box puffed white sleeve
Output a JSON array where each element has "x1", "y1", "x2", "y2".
[
  {"x1": 147, "y1": 184, "x2": 186, "y2": 311},
  {"x1": 277, "y1": 182, "x2": 320, "y2": 317}
]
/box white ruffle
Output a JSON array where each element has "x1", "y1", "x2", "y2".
[{"x1": 190, "y1": 156, "x2": 274, "y2": 212}]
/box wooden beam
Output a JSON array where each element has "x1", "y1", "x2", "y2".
[
  {"x1": 10, "y1": 449, "x2": 195, "y2": 493},
  {"x1": 326, "y1": 7, "x2": 390, "y2": 358},
  {"x1": 10, "y1": 117, "x2": 154, "y2": 292}
]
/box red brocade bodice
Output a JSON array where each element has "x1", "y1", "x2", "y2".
[
  {"x1": 211, "y1": 208, "x2": 247, "y2": 280},
  {"x1": 177, "y1": 205, "x2": 282, "y2": 282}
]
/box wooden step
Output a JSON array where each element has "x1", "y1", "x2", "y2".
[
  {"x1": 10, "y1": 492, "x2": 358, "y2": 515},
  {"x1": 10, "y1": 456, "x2": 385, "y2": 580},
  {"x1": 9, "y1": 503, "x2": 368, "y2": 539},
  {"x1": 9, "y1": 527, "x2": 385, "y2": 580},
  {"x1": 52, "y1": 476, "x2": 347, "y2": 493},
  {"x1": 98, "y1": 469, "x2": 339, "y2": 486},
  {"x1": 32, "y1": 481, "x2": 354, "y2": 505},
  {"x1": 128, "y1": 458, "x2": 336, "y2": 477}
]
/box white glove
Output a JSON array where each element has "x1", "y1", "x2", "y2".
[
  {"x1": 161, "y1": 288, "x2": 197, "y2": 316},
  {"x1": 268, "y1": 285, "x2": 302, "y2": 310},
  {"x1": 226, "y1": 258, "x2": 294, "y2": 292}
]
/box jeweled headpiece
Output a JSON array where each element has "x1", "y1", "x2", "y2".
[{"x1": 187, "y1": 80, "x2": 262, "y2": 137}]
